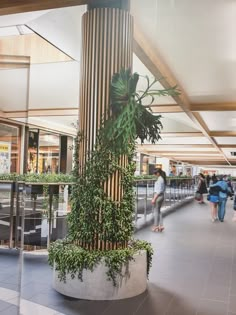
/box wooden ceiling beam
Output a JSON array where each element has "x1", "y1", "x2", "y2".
[
  {"x1": 138, "y1": 144, "x2": 214, "y2": 148},
  {"x1": 133, "y1": 25, "x2": 190, "y2": 111},
  {"x1": 147, "y1": 104, "x2": 182, "y2": 113},
  {"x1": 0, "y1": 0, "x2": 88, "y2": 15},
  {"x1": 210, "y1": 131, "x2": 236, "y2": 137},
  {"x1": 177, "y1": 157, "x2": 225, "y2": 161},
  {"x1": 0, "y1": 0, "x2": 127, "y2": 15},
  {"x1": 191, "y1": 102, "x2": 236, "y2": 111},
  {"x1": 185, "y1": 161, "x2": 232, "y2": 166},
  {"x1": 146, "y1": 151, "x2": 219, "y2": 155},
  {"x1": 133, "y1": 24, "x2": 231, "y2": 166},
  {"x1": 191, "y1": 112, "x2": 230, "y2": 164},
  {"x1": 161, "y1": 132, "x2": 203, "y2": 137},
  {"x1": 4, "y1": 108, "x2": 78, "y2": 118},
  {"x1": 155, "y1": 152, "x2": 221, "y2": 156},
  {"x1": 219, "y1": 145, "x2": 236, "y2": 149}
]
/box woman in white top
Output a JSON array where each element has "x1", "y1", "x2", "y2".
[{"x1": 151, "y1": 168, "x2": 166, "y2": 232}]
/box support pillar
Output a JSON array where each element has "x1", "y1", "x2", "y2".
[{"x1": 79, "y1": 3, "x2": 133, "y2": 202}]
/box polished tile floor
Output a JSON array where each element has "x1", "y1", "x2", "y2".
[{"x1": 1, "y1": 199, "x2": 236, "y2": 314}]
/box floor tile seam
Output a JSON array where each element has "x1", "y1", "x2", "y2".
[
  {"x1": 199, "y1": 255, "x2": 215, "y2": 298},
  {"x1": 19, "y1": 297, "x2": 67, "y2": 315},
  {"x1": 20, "y1": 281, "x2": 51, "y2": 289},
  {"x1": 20, "y1": 293, "x2": 44, "y2": 303},
  {"x1": 162, "y1": 296, "x2": 175, "y2": 315},
  {"x1": 195, "y1": 215, "x2": 225, "y2": 315},
  {"x1": 195, "y1": 298, "x2": 228, "y2": 315},
  {"x1": 0, "y1": 302, "x2": 19, "y2": 313},
  {"x1": 132, "y1": 292, "x2": 150, "y2": 315},
  {"x1": 199, "y1": 297, "x2": 228, "y2": 303},
  {"x1": 0, "y1": 296, "x2": 19, "y2": 305},
  {"x1": 227, "y1": 243, "x2": 235, "y2": 314},
  {"x1": 0, "y1": 287, "x2": 66, "y2": 315}
]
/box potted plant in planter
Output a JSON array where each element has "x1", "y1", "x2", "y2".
[{"x1": 48, "y1": 69, "x2": 178, "y2": 300}]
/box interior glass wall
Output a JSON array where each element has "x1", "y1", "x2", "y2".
[
  {"x1": 27, "y1": 129, "x2": 73, "y2": 174},
  {"x1": 39, "y1": 131, "x2": 60, "y2": 174},
  {"x1": 0, "y1": 122, "x2": 20, "y2": 174}
]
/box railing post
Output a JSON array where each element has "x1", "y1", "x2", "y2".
[
  {"x1": 144, "y1": 182, "x2": 147, "y2": 223},
  {"x1": 15, "y1": 182, "x2": 20, "y2": 248},
  {"x1": 47, "y1": 185, "x2": 53, "y2": 249},
  {"x1": 9, "y1": 182, "x2": 14, "y2": 249}
]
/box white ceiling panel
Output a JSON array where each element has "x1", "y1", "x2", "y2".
[
  {"x1": 0, "y1": 68, "x2": 29, "y2": 111},
  {"x1": 131, "y1": 0, "x2": 236, "y2": 103},
  {"x1": 162, "y1": 112, "x2": 199, "y2": 130},
  {"x1": 139, "y1": 136, "x2": 212, "y2": 145},
  {"x1": 199, "y1": 111, "x2": 236, "y2": 131},
  {"x1": 27, "y1": 6, "x2": 86, "y2": 61},
  {"x1": 29, "y1": 61, "x2": 80, "y2": 109},
  {"x1": 0, "y1": 11, "x2": 51, "y2": 27},
  {"x1": 156, "y1": 136, "x2": 211, "y2": 145},
  {"x1": 28, "y1": 116, "x2": 77, "y2": 135},
  {"x1": 214, "y1": 137, "x2": 236, "y2": 145},
  {"x1": 13, "y1": 116, "x2": 77, "y2": 135},
  {"x1": 160, "y1": 117, "x2": 198, "y2": 132},
  {"x1": 134, "y1": 54, "x2": 176, "y2": 105}
]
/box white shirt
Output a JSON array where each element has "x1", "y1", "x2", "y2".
[{"x1": 154, "y1": 176, "x2": 165, "y2": 195}]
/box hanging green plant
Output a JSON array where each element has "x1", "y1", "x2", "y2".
[
  {"x1": 48, "y1": 238, "x2": 153, "y2": 287},
  {"x1": 49, "y1": 68, "x2": 179, "y2": 286}
]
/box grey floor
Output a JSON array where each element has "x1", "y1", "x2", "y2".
[{"x1": 1, "y1": 199, "x2": 236, "y2": 314}]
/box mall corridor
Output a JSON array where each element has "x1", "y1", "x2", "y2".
[{"x1": 1, "y1": 199, "x2": 236, "y2": 315}]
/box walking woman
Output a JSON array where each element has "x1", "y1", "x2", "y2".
[
  {"x1": 151, "y1": 168, "x2": 166, "y2": 232},
  {"x1": 208, "y1": 185, "x2": 220, "y2": 222},
  {"x1": 197, "y1": 173, "x2": 208, "y2": 204}
]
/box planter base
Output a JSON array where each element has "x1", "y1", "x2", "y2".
[{"x1": 53, "y1": 250, "x2": 147, "y2": 300}]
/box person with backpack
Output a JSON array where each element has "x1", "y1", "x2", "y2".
[{"x1": 210, "y1": 175, "x2": 229, "y2": 222}]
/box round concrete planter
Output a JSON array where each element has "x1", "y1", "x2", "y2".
[{"x1": 53, "y1": 250, "x2": 147, "y2": 300}]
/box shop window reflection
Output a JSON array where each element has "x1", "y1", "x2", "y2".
[
  {"x1": 0, "y1": 122, "x2": 20, "y2": 174},
  {"x1": 28, "y1": 130, "x2": 60, "y2": 174},
  {"x1": 28, "y1": 130, "x2": 39, "y2": 173},
  {"x1": 39, "y1": 132, "x2": 59, "y2": 174}
]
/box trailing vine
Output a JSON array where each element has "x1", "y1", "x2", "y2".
[
  {"x1": 48, "y1": 238, "x2": 153, "y2": 287},
  {"x1": 48, "y1": 68, "x2": 178, "y2": 286}
]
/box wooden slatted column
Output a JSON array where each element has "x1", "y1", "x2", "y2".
[{"x1": 79, "y1": 7, "x2": 133, "y2": 205}]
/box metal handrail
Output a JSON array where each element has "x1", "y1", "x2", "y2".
[{"x1": 0, "y1": 178, "x2": 195, "y2": 248}]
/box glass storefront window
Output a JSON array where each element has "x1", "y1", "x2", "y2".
[
  {"x1": 28, "y1": 129, "x2": 39, "y2": 173},
  {"x1": 0, "y1": 122, "x2": 20, "y2": 173},
  {"x1": 27, "y1": 129, "x2": 73, "y2": 174},
  {"x1": 39, "y1": 131, "x2": 60, "y2": 174}
]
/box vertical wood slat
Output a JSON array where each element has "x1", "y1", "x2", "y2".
[{"x1": 79, "y1": 8, "x2": 133, "y2": 249}]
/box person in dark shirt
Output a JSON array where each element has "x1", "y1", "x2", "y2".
[{"x1": 197, "y1": 173, "x2": 208, "y2": 204}]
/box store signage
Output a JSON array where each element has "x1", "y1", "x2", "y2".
[{"x1": 0, "y1": 142, "x2": 11, "y2": 174}]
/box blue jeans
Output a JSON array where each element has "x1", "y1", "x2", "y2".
[{"x1": 218, "y1": 198, "x2": 227, "y2": 221}]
